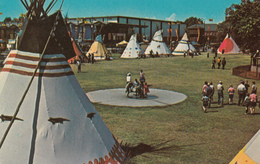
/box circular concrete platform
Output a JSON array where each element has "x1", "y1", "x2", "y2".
[{"x1": 86, "y1": 88, "x2": 187, "y2": 107}]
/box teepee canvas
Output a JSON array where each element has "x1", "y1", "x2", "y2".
[
  {"x1": 121, "y1": 34, "x2": 143, "y2": 58},
  {"x1": 230, "y1": 129, "x2": 260, "y2": 163},
  {"x1": 144, "y1": 30, "x2": 171, "y2": 56},
  {"x1": 172, "y1": 33, "x2": 196, "y2": 55},
  {"x1": 86, "y1": 35, "x2": 111, "y2": 60},
  {"x1": 67, "y1": 30, "x2": 85, "y2": 63},
  {"x1": 0, "y1": 1, "x2": 125, "y2": 163},
  {"x1": 217, "y1": 34, "x2": 240, "y2": 54}
]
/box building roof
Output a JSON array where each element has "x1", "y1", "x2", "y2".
[{"x1": 68, "y1": 15, "x2": 184, "y2": 24}]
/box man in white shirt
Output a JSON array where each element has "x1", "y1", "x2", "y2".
[
  {"x1": 237, "y1": 80, "x2": 246, "y2": 106},
  {"x1": 217, "y1": 81, "x2": 224, "y2": 106}
]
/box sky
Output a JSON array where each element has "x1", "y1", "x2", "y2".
[{"x1": 0, "y1": 0, "x2": 242, "y2": 23}]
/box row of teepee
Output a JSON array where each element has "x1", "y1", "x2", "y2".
[
  {"x1": 120, "y1": 30, "x2": 194, "y2": 59},
  {"x1": 120, "y1": 32, "x2": 241, "y2": 58},
  {"x1": 85, "y1": 30, "x2": 241, "y2": 60}
]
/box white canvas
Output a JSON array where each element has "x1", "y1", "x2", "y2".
[
  {"x1": 144, "y1": 30, "x2": 171, "y2": 56},
  {"x1": 0, "y1": 50, "x2": 125, "y2": 164},
  {"x1": 172, "y1": 33, "x2": 196, "y2": 55},
  {"x1": 121, "y1": 34, "x2": 144, "y2": 58},
  {"x1": 217, "y1": 34, "x2": 241, "y2": 54}
]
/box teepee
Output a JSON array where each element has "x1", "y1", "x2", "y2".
[
  {"x1": 86, "y1": 35, "x2": 111, "y2": 60},
  {"x1": 0, "y1": 1, "x2": 125, "y2": 163},
  {"x1": 172, "y1": 33, "x2": 196, "y2": 55},
  {"x1": 144, "y1": 30, "x2": 171, "y2": 56},
  {"x1": 121, "y1": 34, "x2": 143, "y2": 58},
  {"x1": 217, "y1": 34, "x2": 240, "y2": 54},
  {"x1": 230, "y1": 129, "x2": 260, "y2": 163}
]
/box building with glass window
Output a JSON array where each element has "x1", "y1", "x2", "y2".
[{"x1": 67, "y1": 16, "x2": 186, "y2": 48}]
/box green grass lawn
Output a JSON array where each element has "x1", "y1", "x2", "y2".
[{"x1": 71, "y1": 52, "x2": 258, "y2": 164}]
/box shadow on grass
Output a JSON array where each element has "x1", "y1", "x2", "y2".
[
  {"x1": 208, "y1": 106, "x2": 222, "y2": 109},
  {"x1": 120, "y1": 139, "x2": 206, "y2": 160},
  {"x1": 206, "y1": 110, "x2": 219, "y2": 113},
  {"x1": 226, "y1": 103, "x2": 238, "y2": 105}
]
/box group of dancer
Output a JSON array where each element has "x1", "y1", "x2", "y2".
[
  {"x1": 201, "y1": 80, "x2": 257, "y2": 114},
  {"x1": 126, "y1": 70, "x2": 149, "y2": 97}
]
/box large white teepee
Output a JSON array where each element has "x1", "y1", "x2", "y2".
[
  {"x1": 230, "y1": 129, "x2": 260, "y2": 164},
  {"x1": 217, "y1": 34, "x2": 240, "y2": 54},
  {"x1": 121, "y1": 34, "x2": 144, "y2": 58},
  {"x1": 144, "y1": 30, "x2": 171, "y2": 56},
  {"x1": 0, "y1": 2, "x2": 125, "y2": 164},
  {"x1": 86, "y1": 35, "x2": 111, "y2": 60},
  {"x1": 172, "y1": 33, "x2": 196, "y2": 55}
]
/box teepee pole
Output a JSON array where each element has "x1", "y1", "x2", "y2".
[
  {"x1": 20, "y1": 0, "x2": 29, "y2": 10},
  {"x1": 0, "y1": 10, "x2": 62, "y2": 149}
]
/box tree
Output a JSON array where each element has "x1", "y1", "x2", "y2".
[
  {"x1": 4, "y1": 17, "x2": 11, "y2": 23},
  {"x1": 184, "y1": 17, "x2": 203, "y2": 27},
  {"x1": 221, "y1": 1, "x2": 260, "y2": 53}
]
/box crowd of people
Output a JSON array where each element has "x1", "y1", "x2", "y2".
[
  {"x1": 126, "y1": 70, "x2": 149, "y2": 97},
  {"x1": 201, "y1": 80, "x2": 258, "y2": 114}
]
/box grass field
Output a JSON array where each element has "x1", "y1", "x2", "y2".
[{"x1": 71, "y1": 52, "x2": 258, "y2": 164}]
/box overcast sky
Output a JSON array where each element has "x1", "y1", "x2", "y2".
[{"x1": 0, "y1": 0, "x2": 241, "y2": 23}]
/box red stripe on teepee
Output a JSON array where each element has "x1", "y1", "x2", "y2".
[
  {"x1": 4, "y1": 61, "x2": 71, "y2": 70},
  {"x1": 8, "y1": 53, "x2": 67, "y2": 62},
  {"x1": 1, "y1": 68, "x2": 74, "y2": 77}
]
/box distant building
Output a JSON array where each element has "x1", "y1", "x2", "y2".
[
  {"x1": 67, "y1": 16, "x2": 187, "y2": 47},
  {"x1": 187, "y1": 23, "x2": 219, "y2": 46},
  {"x1": 0, "y1": 22, "x2": 21, "y2": 51}
]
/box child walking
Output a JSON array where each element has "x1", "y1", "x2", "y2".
[
  {"x1": 228, "y1": 85, "x2": 235, "y2": 104},
  {"x1": 202, "y1": 95, "x2": 209, "y2": 113},
  {"x1": 249, "y1": 92, "x2": 257, "y2": 114},
  {"x1": 243, "y1": 93, "x2": 251, "y2": 114}
]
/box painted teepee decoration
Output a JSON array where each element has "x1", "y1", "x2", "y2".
[
  {"x1": 121, "y1": 34, "x2": 144, "y2": 58},
  {"x1": 172, "y1": 33, "x2": 196, "y2": 55},
  {"x1": 144, "y1": 30, "x2": 171, "y2": 56},
  {"x1": 217, "y1": 34, "x2": 240, "y2": 54},
  {"x1": 0, "y1": 1, "x2": 125, "y2": 163},
  {"x1": 230, "y1": 129, "x2": 260, "y2": 163},
  {"x1": 86, "y1": 34, "x2": 111, "y2": 60}
]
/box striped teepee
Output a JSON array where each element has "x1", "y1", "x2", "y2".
[
  {"x1": 0, "y1": 1, "x2": 125, "y2": 163},
  {"x1": 172, "y1": 33, "x2": 196, "y2": 56}
]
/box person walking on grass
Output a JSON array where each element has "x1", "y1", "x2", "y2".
[
  {"x1": 202, "y1": 81, "x2": 208, "y2": 96},
  {"x1": 244, "y1": 80, "x2": 250, "y2": 94},
  {"x1": 251, "y1": 81, "x2": 257, "y2": 94},
  {"x1": 217, "y1": 57, "x2": 221, "y2": 69},
  {"x1": 77, "y1": 60, "x2": 81, "y2": 73},
  {"x1": 209, "y1": 82, "x2": 215, "y2": 102},
  {"x1": 228, "y1": 84, "x2": 235, "y2": 104},
  {"x1": 222, "y1": 57, "x2": 226, "y2": 69},
  {"x1": 212, "y1": 57, "x2": 216, "y2": 69},
  {"x1": 249, "y1": 92, "x2": 257, "y2": 114},
  {"x1": 206, "y1": 83, "x2": 213, "y2": 108},
  {"x1": 217, "y1": 81, "x2": 224, "y2": 106},
  {"x1": 243, "y1": 93, "x2": 251, "y2": 114},
  {"x1": 202, "y1": 94, "x2": 209, "y2": 113},
  {"x1": 237, "y1": 80, "x2": 246, "y2": 106}
]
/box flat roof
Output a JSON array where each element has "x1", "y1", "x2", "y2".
[{"x1": 68, "y1": 15, "x2": 184, "y2": 24}]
